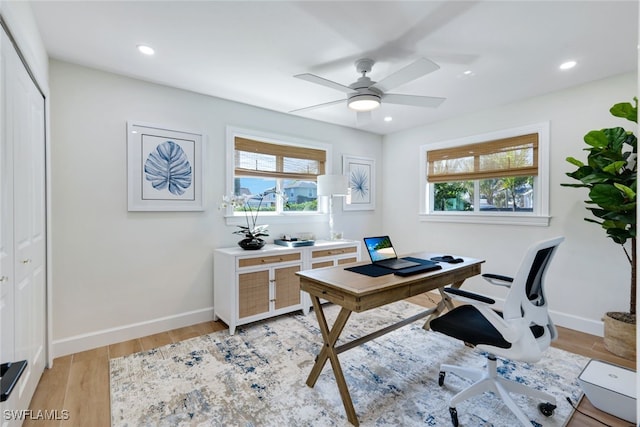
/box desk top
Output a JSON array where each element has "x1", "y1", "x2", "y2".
[{"x1": 297, "y1": 252, "x2": 484, "y2": 307}]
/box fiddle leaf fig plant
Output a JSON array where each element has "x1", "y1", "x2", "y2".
[{"x1": 562, "y1": 98, "x2": 637, "y2": 321}]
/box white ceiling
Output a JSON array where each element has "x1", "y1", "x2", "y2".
[{"x1": 30, "y1": 1, "x2": 638, "y2": 135}]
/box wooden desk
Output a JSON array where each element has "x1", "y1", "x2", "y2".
[{"x1": 296, "y1": 252, "x2": 484, "y2": 426}]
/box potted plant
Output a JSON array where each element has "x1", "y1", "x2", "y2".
[
  {"x1": 562, "y1": 98, "x2": 637, "y2": 360},
  {"x1": 220, "y1": 189, "x2": 286, "y2": 250}
]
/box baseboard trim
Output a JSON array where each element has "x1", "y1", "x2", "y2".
[
  {"x1": 54, "y1": 292, "x2": 606, "y2": 359},
  {"x1": 549, "y1": 310, "x2": 604, "y2": 337},
  {"x1": 52, "y1": 307, "x2": 215, "y2": 358}
]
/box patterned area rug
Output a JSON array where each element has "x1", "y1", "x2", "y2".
[{"x1": 110, "y1": 301, "x2": 588, "y2": 426}]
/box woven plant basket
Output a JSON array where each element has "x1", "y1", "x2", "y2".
[{"x1": 603, "y1": 312, "x2": 636, "y2": 360}]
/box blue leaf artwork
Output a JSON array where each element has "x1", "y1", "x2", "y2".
[
  {"x1": 144, "y1": 140, "x2": 192, "y2": 196},
  {"x1": 350, "y1": 165, "x2": 369, "y2": 200}
]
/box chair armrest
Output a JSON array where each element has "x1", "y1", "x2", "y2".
[
  {"x1": 482, "y1": 273, "x2": 514, "y2": 287},
  {"x1": 443, "y1": 287, "x2": 496, "y2": 305}
]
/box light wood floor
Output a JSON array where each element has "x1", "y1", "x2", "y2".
[{"x1": 26, "y1": 296, "x2": 635, "y2": 427}]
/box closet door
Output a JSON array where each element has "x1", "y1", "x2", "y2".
[
  {"x1": 11, "y1": 31, "x2": 46, "y2": 413},
  {"x1": 0, "y1": 26, "x2": 18, "y2": 426},
  {"x1": 0, "y1": 25, "x2": 46, "y2": 424}
]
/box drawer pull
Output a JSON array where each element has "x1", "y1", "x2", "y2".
[
  {"x1": 21, "y1": 259, "x2": 31, "y2": 264},
  {"x1": 0, "y1": 276, "x2": 7, "y2": 282}
]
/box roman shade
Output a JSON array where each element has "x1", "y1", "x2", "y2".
[
  {"x1": 234, "y1": 137, "x2": 326, "y2": 181},
  {"x1": 427, "y1": 133, "x2": 538, "y2": 183}
]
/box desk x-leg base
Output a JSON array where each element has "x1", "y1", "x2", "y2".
[
  {"x1": 305, "y1": 292, "x2": 455, "y2": 426},
  {"x1": 306, "y1": 295, "x2": 358, "y2": 425},
  {"x1": 422, "y1": 280, "x2": 463, "y2": 331}
]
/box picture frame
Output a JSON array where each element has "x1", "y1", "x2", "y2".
[
  {"x1": 342, "y1": 155, "x2": 375, "y2": 211},
  {"x1": 127, "y1": 121, "x2": 204, "y2": 211}
]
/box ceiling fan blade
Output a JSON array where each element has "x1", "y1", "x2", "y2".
[
  {"x1": 371, "y1": 58, "x2": 440, "y2": 92},
  {"x1": 289, "y1": 99, "x2": 345, "y2": 113},
  {"x1": 356, "y1": 111, "x2": 372, "y2": 126},
  {"x1": 383, "y1": 93, "x2": 446, "y2": 108},
  {"x1": 294, "y1": 73, "x2": 354, "y2": 94}
]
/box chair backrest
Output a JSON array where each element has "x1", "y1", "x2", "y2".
[{"x1": 503, "y1": 236, "x2": 564, "y2": 336}]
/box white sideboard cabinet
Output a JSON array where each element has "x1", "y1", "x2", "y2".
[{"x1": 214, "y1": 240, "x2": 360, "y2": 334}]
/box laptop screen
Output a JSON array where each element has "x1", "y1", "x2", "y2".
[{"x1": 364, "y1": 236, "x2": 398, "y2": 262}]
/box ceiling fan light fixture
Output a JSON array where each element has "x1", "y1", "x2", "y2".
[{"x1": 348, "y1": 93, "x2": 381, "y2": 111}]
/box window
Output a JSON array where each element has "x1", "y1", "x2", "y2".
[
  {"x1": 420, "y1": 123, "x2": 550, "y2": 226},
  {"x1": 225, "y1": 128, "x2": 330, "y2": 221}
]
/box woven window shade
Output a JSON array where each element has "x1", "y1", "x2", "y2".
[
  {"x1": 235, "y1": 137, "x2": 326, "y2": 180},
  {"x1": 427, "y1": 133, "x2": 538, "y2": 183}
]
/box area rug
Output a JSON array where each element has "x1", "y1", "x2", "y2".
[{"x1": 110, "y1": 301, "x2": 588, "y2": 426}]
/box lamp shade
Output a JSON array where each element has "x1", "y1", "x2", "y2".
[{"x1": 317, "y1": 174, "x2": 349, "y2": 197}]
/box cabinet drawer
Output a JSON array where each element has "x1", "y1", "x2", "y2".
[
  {"x1": 338, "y1": 257, "x2": 358, "y2": 265},
  {"x1": 311, "y1": 246, "x2": 357, "y2": 258},
  {"x1": 312, "y1": 260, "x2": 334, "y2": 269},
  {"x1": 239, "y1": 252, "x2": 301, "y2": 268}
]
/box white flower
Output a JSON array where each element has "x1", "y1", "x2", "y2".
[{"x1": 220, "y1": 190, "x2": 286, "y2": 239}]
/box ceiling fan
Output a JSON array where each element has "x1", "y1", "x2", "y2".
[{"x1": 291, "y1": 57, "x2": 446, "y2": 122}]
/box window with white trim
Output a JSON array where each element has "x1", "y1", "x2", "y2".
[
  {"x1": 225, "y1": 128, "x2": 330, "y2": 218},
  {"x1": 420, "y1": 123, "x2": 550, "y2": 226}
]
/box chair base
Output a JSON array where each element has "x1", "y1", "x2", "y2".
[{"x1": 439, "y1": 354, "x2": 556, "y2": 426}]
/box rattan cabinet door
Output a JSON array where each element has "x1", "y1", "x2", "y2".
[
  {"x1": 238, "y1": 269, "x2": 270, "y2": 318},
  {"x1": 274, "y1": 265, "x2": 301, "y2": 310}
]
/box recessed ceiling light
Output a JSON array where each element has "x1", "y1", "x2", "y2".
[
  {"x1": 384, "y1": 116, "x2": 393, "y2": 122},
  {"x1": 137, "y1": 44, "x2": 155, "y2": 56},
  {"x1": 458, "y1": 70, "x2": 475, "y2": 79},
  {"x1": 559, "y1": 60, "x2": 577, "y2": 70}
]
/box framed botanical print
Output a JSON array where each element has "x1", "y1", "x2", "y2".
[
  {"x1": 343, "y1": 155, "x2": 375, "y2": 211},
  {"x1": 127, "y1": 121, "x2": 204, "y2": 211}
]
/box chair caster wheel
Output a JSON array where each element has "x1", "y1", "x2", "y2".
[
  {"x1": 449, "y1": 407, "x2": 459, "y2": 426},
  {"x1": 538, "y1": 402, "x2": 556, "y2": 417},
  {"x1": 438, "y1": 371, "x2": 446, "y2": 386}
]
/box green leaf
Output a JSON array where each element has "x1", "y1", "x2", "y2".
[
  {"x1": 579, "y1": 173, "x2": 615, "y2": 185},
  {"x1": 584, "y1": 130, "x2": 608, "y2": 148},
  {"x1": 565, "y1": 165, "x2": 596, "y2": 184},
  {"x1": 614, "y1": 182, "x2": 636, "y2": 201},
  {"x1": 589, "y1": 184, "x2": 625, "y2": 207},
  {"x1": 566, "y1": 156, "x2": 584, "y2": 167},
  {"x1": 560, "y1": 183, "x2": 590, "y2": 188},
  {"x1": 602, "y1": 127, "x2": 629, "y2": 153},
  {"x1": 607, "y1": 228, "x2": 632, "y2": 245},
  {"x1": 610, "y1": 99, "x2": 638, "y2": 123},
  {"x1": 602, "y1": 160, "x2": 626, "y2": 174}
]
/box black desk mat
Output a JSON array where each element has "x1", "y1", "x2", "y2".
[
  {"x1": 344, "y1": 264, "x2": 392, "y2": 277},
  {"x1": 345, "y1": 257, "x2": 437, "y2": 277}
]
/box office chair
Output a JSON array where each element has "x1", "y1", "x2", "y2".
[{"x1": 430, "y1": 236, "x2": 565, "y2": 426}]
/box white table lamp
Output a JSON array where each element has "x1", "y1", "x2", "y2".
[{"x1": 317, "y1": 174, "x2": 349, "y2": 240}]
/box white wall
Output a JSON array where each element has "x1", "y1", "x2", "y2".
[
  {"x1": 49, "y1": 60, "x2": 383, "y2": 356},
  {"x1": 383, "y1": 72, "x2": 637, "y2": 336}
]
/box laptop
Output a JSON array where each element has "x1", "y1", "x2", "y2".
[{"x1": 363, "y1": 236, "x2": 421, "y2": 270}]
